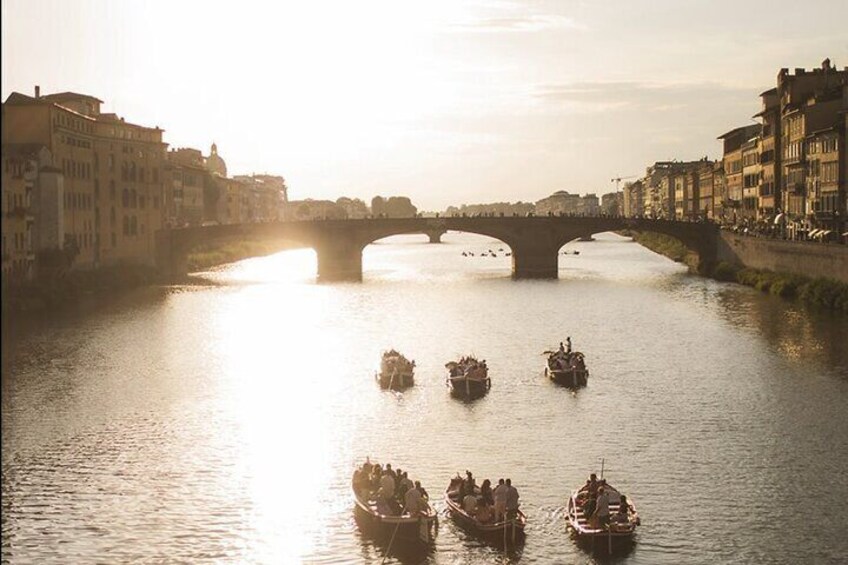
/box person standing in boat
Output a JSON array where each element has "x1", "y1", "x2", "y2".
[
  {"x1": 378, "y1": 469, "x2": 396, "y2": 507},
  {"x1": 593, "y1": 486, "x2": 610, "y2": 528},
  {"x1": 404, "y1": 482, "x2": 423, "y2": 516},
  {"x1": 493, "y1": 478, "x2": 507, "y2": 522},
  {"x1": 505, "y1": 478, "x2": 520, "y2": 518},
  {"x1": 480, "y1": 479, "x2": 494, "y2": 506},
  {"x1": 566, "y1": 336, "x2": 572, "y2": 354}
]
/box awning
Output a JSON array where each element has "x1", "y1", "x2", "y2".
[
  {"x1": 808, "y1": 229, "x2": 820, "y2": 238},
  {"x1": 822, "y1": 230, "x2": 833, "y2": 236},
  {"x1": 773, "y1": 213, "x2": 785, "y2": 225}
]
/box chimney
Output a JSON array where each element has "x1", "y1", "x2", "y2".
[{"x1": 34, "y1": 85, "x2": 40, "y2": 98}]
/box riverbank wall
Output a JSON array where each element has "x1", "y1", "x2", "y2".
[
  {"x1": 2, "y1": 239, "x2": 305, "y2": 317},
  {"x1": 716, "y1": 231, "x2": 848, "y2": 284}
]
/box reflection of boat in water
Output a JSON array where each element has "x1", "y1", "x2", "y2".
[
  {"x1": 545, "y1": 345, "x2": 588, "y2": 387},
  {"x1": 446, "y1": 356, "x2": 490, "y2": 398},
  {"x1": 376, "y1": 350, "x2": 415, "y2": 390},
  {"x1": 352, "y1": 461, "x2": 437, "y2": 544},
  {"x1": 566, "y1": 477, "x2": 640, "y2": 551},
  {"x1": 445, "y1": 476, "x2": 526, "y2": 545}
]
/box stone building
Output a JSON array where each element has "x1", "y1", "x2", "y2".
[
  {"x1": 2, "y1": 88, "x2": 167, "y2": 269},
  {"x1": 600, "y1": 191, "x2": 622, "y2": 216},
  {"x1": 622, "y1": 180, "x2": 644, "y2": 217},
  {"x1": 754, "y1": 88, "x2": 781, "y2": 218},
  {"x1": 776, "y1": 61, "x2": 847, "y2": 231},
  {"x1": 717, "y1": 125, "x2": 760, "y2": 224},
  {"x1": 535, "y1": 190, "x2": 582, "y2": 215}
]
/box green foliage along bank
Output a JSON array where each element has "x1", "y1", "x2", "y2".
[
  {"x1": 186, "y1": 239, "x2": 303, "y2": 272},
  {"x1": 624, "y1": 231, "x2": 701, "y2": 271},
  {"x1": 711, "y1": 261, "x2": 848, "y2": 313},
  {"x1": 622, "y1": 230, "x2": 848, "y2": 313}
]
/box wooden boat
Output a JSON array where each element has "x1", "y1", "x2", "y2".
[
  {"x1": 352, "y1": 463, "x2": 437, "y2": 544},
  {"x1": 445, "y1": 357, "x2": 490, "y2": 398},
  {"x1": 444, "y1": 477, "x2": 526, "y2": 544},
  {"x1": 376, "y1": 350, "x2": 415, "y2": 390},
  {"x1": 566, "y1": 480, "x2": 640, "y2": 548},
  {"x1": 545, "y1": 350, "x2": 588, "y2": 387}
]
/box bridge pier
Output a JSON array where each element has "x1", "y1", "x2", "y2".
[
  {"x1": 511, "y1": 244, "x2": 559, "y2": 279},
  {"x1": 426, "y1": 229, "x2": 446, "y2": 243},
  {"x1": 154, "y1": 230, "x2": 188, "y2": 281},
  {"x1": 316, "y1": 242, "x2": 363, "y2": 282}
]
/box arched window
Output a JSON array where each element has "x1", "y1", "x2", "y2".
[{"x1": 122, "y1": 215, "x2": 129, "y2": 235}]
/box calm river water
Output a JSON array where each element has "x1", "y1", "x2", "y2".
[{"x1": 3, "y1": 232, "x2": 848, "y2": 564}]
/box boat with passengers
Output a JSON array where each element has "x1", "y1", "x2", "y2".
[
  {"x1": 351, "y1": 459, "x2": 437, "y2": 544},
  {"x1": 376, "y1": 349, "x2": 415, "y2": 390},
  {"x1": 445, "y1": 356, "x2": 490, "y2": 398},
  {"x1": 445, "y1": 473, "x2": 526, "y2": 545},
  {"x1": 545, "y1": 339, "x2": 589, "y2": 387},
  {"x1": 566, "y1": 472, "x2": 640, "y2": 550}
]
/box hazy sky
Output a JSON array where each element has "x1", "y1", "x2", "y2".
[{"x1": 3, "y1": 0, "x2": 847, "y2": 209}]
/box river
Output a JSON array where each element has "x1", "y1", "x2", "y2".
[{"x1": 2, "y1": 232, "x2": 847, "y2": 564}]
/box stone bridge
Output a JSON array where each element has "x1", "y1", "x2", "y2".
[{"x1": 155, "y1": 217, "x2": 719, "y2": 281}]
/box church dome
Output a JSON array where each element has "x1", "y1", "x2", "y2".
[{"x1": 206, "y1": 142, "x2": 227, "y2": 177}]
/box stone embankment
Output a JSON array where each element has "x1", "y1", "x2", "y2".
[{"x1": 626, "y1": 230, "x2": 848, "y2": 313}]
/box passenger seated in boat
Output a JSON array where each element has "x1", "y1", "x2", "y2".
[
  {"x1": 613, "y1": 495, "x2": 630, "y2": 524},
  {"x1": 480, "y1": 479, "x2": 494, "y2": 506},
  {"x1": 559, "y1": 341, "x2": 565, "y2": 354},
  {"x1": 462, "y1": 492, "x2": 478, "y2": 515},
  {"x1": 475, "y1": 498, "x2": 494, "y2": 524},
  {"x1": 415, "y1": 480, "x2": 429, "y2": 503}
]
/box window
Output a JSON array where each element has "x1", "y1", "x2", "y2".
[
  {"x1": 130, "y1": 216, "x2": 137, "y2": 235},
  {"x1": 130, "y1": 189, "x2": 137, "y2": 208},
  {"x1": 122, "y1": 188, "x2": 129, "y2": 207},
  {"x1": 123, "y1": 216, "x2": 129, "y2": 235},
  {"x1": 110, "y1": 206, "x2": 116, "y2": 227},
  {"x1": 111, "y1": 232, "x2": 116, "y2": 247},
  {"x1": 110, "y1": 180, "x2": 116, "y2": 199},
  {"x1": 139, "y1": 196, "x2": 146, "y2": 209}
]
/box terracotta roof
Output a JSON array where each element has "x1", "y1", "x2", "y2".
[
  {"x1": 717, "y1": 124, "x2": 760, "y2": 140},
  {"x1": 42, "y1": 91, "x2": 104, "y2": 104}
]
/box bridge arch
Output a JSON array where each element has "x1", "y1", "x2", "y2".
[{"x1": 155, "y1": 217, "x2": 718, "y2": 281}]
